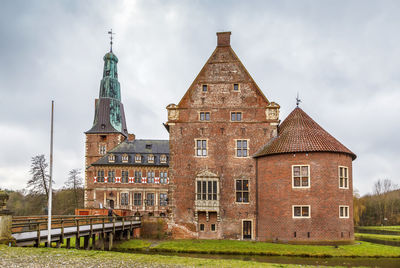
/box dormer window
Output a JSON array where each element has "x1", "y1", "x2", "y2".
[
  {"x1": 122, "y1": 154, "x2": 129, "y2": 163},
  {"x1": 108, "y1": 154, "x2": 115, "y2": 163},
  {"x1": 135, "y1": 154, "x2": 141, "y2": 163},
  {"x1": 160, "y1": 154, "x2": 167, "y2": 164},
  {"x1": 148, "y1": 154, "x2": 154, "y2": 163},
  {"x1": 146, "y1": 144, "x2": 152, "y2": 149}
]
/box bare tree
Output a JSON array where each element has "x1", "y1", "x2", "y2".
[
  {"x1": 64, "y1": 169, "x2": 83, "y2": 209},
  {"x1": 373, "y1": 178, "x2": 399, "y2": 224},
  {"x1": 27, "y1": 155, "x2": 52, "y2": 201}
]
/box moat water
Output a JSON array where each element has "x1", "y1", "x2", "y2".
[{"x1": 114, "y1": 248, "x2": 400, "y2": 267}]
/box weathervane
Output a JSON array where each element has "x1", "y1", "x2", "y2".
[
  {"x1": 296, "y1": 92, "x2": 302, "y2": 107},
  {"x1": 108, "y1": 29, "x2": 115, "y2": 52}
]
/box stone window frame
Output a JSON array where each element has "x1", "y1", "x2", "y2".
[
  {"x1": 233, "y1": 83, "x2": 240, "y2": 92},
  {"x1": 108, "y1": 154, "x2": 115, "y2": 163},
  {"x1": 159, "y1": 193, "x2": 168, "y2": 206},
  {"x1": 338, "y1": 166, "x2": 349, "y2": 189},
  {"x1": 234, "y1": 139, "x2": 249, "y2": 158},
  {"x1": 107, "y1": 170, "x2": 115, "y2": 183},
  {"x1": 230, "y1": 111, "x2": 243, "y2": 122},
  {"x1": 202, "y1": 84, "x2": 208, "y2": 92},
  {"x1": 160, "y1": 154, "x2": 167, "y2": 164},
  {"x1": 121, "y1": 170, "x2": 129, "y2": 183},
  {"x1": 339, "y1": 205, "x2": 349, "y2": 218},
  {"x1": 195, "y1": 139, "x2": 208, "y2": 157},
  {"x1": 292, "y1": 165, "x2": 310, "y2": 189},
  {"x1": 134, "y1": 170, "x2": 142, "y2": 183},
  {"x1": 121, "y1": 154, "x2": 129, "y2": 163},
  {"x1": 241, "y1": 219, "x2": 254, "y2": 240},
  {"x1": 99, "y1": 144, "x2": 107, "y2": 155},
  {"x1": 199, "y1": 223, "x2": 205, "y2": 231},
  {"x1": 196, "y1": 178, "x2": 219, "y2": 201},
  {"x1": 120, "y1": 192, "x2": 129, "y2": 206},
  {"x1": 211, "y1": 223, "x2": 216, "y2": 232},
  {"x1": 292, "y1": 205, "x2": 311, "y2": 218},
  {"x1": 199, "y1": 111, "x2": 211, "y2": 121},
  {"x1": 148, "y1": 154, "x2": 155, "y2": 164},
  {"x1": 145, "y1": 192, "x2": 155, "y2": 206},
  {"x1": 133, "y1": 192, "x2": 142, "y2": 206},
  {"x1": 147, "y1": 170, "x2": 155, "y2": 183},
  {"x1": 160, "y1": 171, "x2": 168, "y2": 184},
  {"x1": 97, "y1": 169, "x2": 105, "y2": 183},
  {"x1": 135, "y1": 154, "x2": 141, "y2": 163},
  {"x1": 235, "y1": 179, "x2": 250, "y2": 204}
]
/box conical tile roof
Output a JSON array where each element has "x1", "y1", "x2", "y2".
[{"x1": 254, "y1": 107, "x2": 356, "y2": 159}]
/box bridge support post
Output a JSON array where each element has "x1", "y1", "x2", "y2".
[
  {"x1": 56, "y1": 240, "x2": 61, "y2": 248},
  {"x1": 99, "y1": 233, "x2": 105, "y2": 250},
  {"x1": 118, "y1": 230, "x2": 123, "y2": 240},
  {"x1": 107, "y1": 233, "x2": 113, "y2": 251},
  {"x1": 75, "y1": 235, "x2": 80, "y2": 249},
  {"x1": 66, "y1": 238, "x2": 71, "y2": 249},
  {"x1": 84, "y1": 235, "x2": 90, "y2": 250},
  {"x1": 91, "y1": 234, "x2": 96, "y2": 249}
]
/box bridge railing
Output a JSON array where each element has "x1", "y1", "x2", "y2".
[{"x1": 12, "y1": 215, "x2": 141, "y2": 234}]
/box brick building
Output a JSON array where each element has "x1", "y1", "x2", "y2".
[
  {"x1": 84, "y1": 50, "x2": 170, "y2": 217},
  {"x1": 85, "y1": 31, "x2": 356, "y2": 243}
]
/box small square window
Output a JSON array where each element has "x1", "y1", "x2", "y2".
[
  {"x1": 292, "y1": 165, "x2": 310, "y2": 188},
  {"x1": 200, "y1": 223, "x2": 205, "y2": 231},
  {"x1": 231, "y1": 112, "x2": 242, "y2": 121},
  {"x1": 233, "y1": 84, "x2": 239, "y2": 91},
  {"x1": 202, "y1": 85, "x2": 208, "y2": 92},
  {"x1": 200, "y1": 112, "x2": 210, "y2": 121},
  {"x1": 339, "y1": 206, "x2": 349, "y2": 218},
  {"x1": 293, "y1": 205, "x2": 311, "y2": 218}
]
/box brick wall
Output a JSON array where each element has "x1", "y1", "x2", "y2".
[{"x1": 256, "y1": 152, "x2": 354, "y2": 242}]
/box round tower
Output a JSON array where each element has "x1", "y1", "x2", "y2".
[{"x1": 254, "y1": 107, "x2": 356, "y2": 243}]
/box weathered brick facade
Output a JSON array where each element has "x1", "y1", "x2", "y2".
[{"x1": 84, "y1": 31, "x2": 356, "y2": 243}]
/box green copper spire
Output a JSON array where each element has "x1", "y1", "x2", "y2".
[{"x1": 86, "y1": 48, "x2": 128, "y2": 136}]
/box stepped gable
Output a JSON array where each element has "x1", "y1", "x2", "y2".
[
  {"x1": 91, "y1": 139, "x2": 169, "y2": 166},
  {"x1": 254, "y1": 107, "x2": 356, "y2": 159}
]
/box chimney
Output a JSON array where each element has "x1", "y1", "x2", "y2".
[
  {"x1": 217, "y1": 32, "x2": 231, "y2": 47},
  {"x1": 128, "y1": 133, "x2": 135, "y2": 141}
]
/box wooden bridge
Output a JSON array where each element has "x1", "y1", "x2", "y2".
[{"x1": 11, "y1": 215, "x2": 141, "y2": 250}]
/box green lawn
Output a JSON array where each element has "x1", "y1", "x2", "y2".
[
  {"x1": 357, "y1": 226, "x2": 400, "y2": 231},
  {"x1": 115, "y1": 239, "x2": 400, "y2": 258},
  {"x1": 355, "y1": 233, "x2": 400, "y2": 242},
  {"x1": 0, "y1": 245, "x2": 312, "y2": 268}
]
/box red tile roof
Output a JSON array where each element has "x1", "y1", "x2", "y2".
[{"x1": 254, "y1": 107, "x2": 356, "y2": 159}]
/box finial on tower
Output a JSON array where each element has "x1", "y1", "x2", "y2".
[
  {"x1": 108, "y1": 29, "x2": 115, "y2": 52},
  {"x1": 296, "y1": 92, "x2": 302, "y2": 107}
]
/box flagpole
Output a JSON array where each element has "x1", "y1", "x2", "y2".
[{"x1": 47, "y1": 100, "x2": 54, "y2": 247}]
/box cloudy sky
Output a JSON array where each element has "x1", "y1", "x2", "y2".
[{"x1": 0, "y1": 0, "x2": 399, "y2": 196}]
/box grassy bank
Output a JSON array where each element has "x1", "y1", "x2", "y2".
[
  {"x1": 355, "y1": 233, "x2": 400, "y2": 247},
  {"x1": 355, "y1": 226, "x2": 400, "y2": 235},
  {"x1": 115, "y1": 239, "x2": 400, "y2": 258},
  {"x1": 0, "y1": 245, "x2": 309, "y2": 268}
]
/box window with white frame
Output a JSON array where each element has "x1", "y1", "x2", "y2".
[
  {"x1": 195, "y1": 139, "x2": 207, "y2": 157},
  {"x1": 196, "y1": 179, "x2": 218, "y2": 200},
  {"x1": 108, "y1": 154, "x2": 115, "y2": 163},
  {"x1": 122, "y1": 154, "x2": 129, "y2": 163},
  {"x1": 148, "y1": 154, "x2": 154, "y2": 163},
  {"x1": 99, "y1": 144, "x2": 107, "y2": 155},
  {"x1": 292, "y1": 165, "x2": 310, "y2": 188},
  {"x1": 146, "y1": 193, "x2": 155, "y2": 206},
  {"x1": 120, "y1": 193, "x2": 129, "y2": 206},
  {"x1": 135, "y1": 154, "x2": 141, "y2": 163},
  {"x1": 147, "y1": 171, "x2": 155, "y2": 183},
  {"x1": 339, "y1": 166, "x2": 349, "y2": 189},
  {"x1": 236, "y1": 179, "x2": 249, "y2": 203},
  {"x1": 236, "y1": 140, "x2": 249, "y2": 157},
  {"x1": 231, "y1": 112, "x2": 242, "y2": 121},
  {"x1": 159, "y1": 193, "x2": 168, "y2": 206},
  {"x1": 134, "y1": 171, "x2": 142, "y2": 183},
  {"x1": 108, "y1": 170, "x2": 115, "y2": 183},
  {"x1": 200, "y1": 112, "x2": 210, "y2": 121},
  {"x1": 97, "y1": 170, "x2": 105, "y2": 182},
  {"x1": 160, "y1": 171, "x2": 168, "y2": 184},
  {"x1": 293, "y1": 205, "x2": 310, "y2": 218},
  {"x1": 134, "y1": 193, "x2": 142, "y2": 206},
  {"x1": 121, "y1": 170, "x2": 129, "y2": 183},
  {"x1": 160, "y1": 154, "x2": 167, "y2": 164},
  {"x1": 339, "y1": 206, "x2": 349, "y2": 218}
]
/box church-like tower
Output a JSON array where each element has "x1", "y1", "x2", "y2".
[{"x1": 84, "y1": 48, "x2": 130, "y2": 207}]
